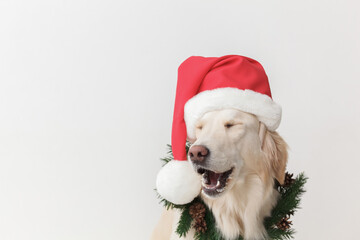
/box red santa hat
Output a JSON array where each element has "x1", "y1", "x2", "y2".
[{"x1": 156, "y1": 55, "x2": 282, "y2": 204}]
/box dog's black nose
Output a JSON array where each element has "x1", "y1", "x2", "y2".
[{"x1": 189, "y1": 145, "x2": 209, "y2": 163}]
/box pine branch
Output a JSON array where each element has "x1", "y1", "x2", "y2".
[
  {"x1": 267, "y1": 227, "x2": 295, "y2": 240},
  {"x1": 265, "y1": 173, "x2": 307, "y2": 228},
  {"x1": 176, "y1": 205, "x2": 192, "y2": 238},
  {"x1": 166, "y1": 144, "x2": 173, "y2": 154}
]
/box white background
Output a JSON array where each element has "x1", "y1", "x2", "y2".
[{"x1": 1, "y1": 0, "x2": 359, "y2": 239}]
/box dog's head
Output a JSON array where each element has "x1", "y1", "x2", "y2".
[{"x1": 188, "y1": 108, "x2": 288, "y2": 198}]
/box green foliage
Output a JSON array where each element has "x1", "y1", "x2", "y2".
[
  {"x1": 176, "y1": 205, "x2": 192, "y2": 238},
  {"x1": 264, "y1": 173, "x2": 308, "y2": 229},
  {"x1": 266, "y1": 227, "x2": 294, "y2": 240},
  {"x1": 157, "y1": 145, "x2": 307, "y2": 240}
]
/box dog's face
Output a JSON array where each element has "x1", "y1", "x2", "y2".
[{"x1": 188, "y1": 108, "x2": 265, "y2": 198}]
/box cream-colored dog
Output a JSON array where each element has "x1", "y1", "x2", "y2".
[{"x1": 152, "y1": 108, "x2": 288, "y2": 240}]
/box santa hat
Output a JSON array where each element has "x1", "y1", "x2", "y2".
[{"x1": 156, "y1": 55, "x2": 282, "y2": 204}]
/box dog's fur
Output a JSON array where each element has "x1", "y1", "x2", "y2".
[{"x1": 152, "y1": 109, "x2": 288, "y2": 240}]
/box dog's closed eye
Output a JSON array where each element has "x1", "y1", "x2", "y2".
[{"x1": 224, "y1": 122, "x2": 243, "y2": 129}]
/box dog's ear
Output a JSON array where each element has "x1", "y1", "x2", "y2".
[{"x1": 259, "y1": 122, "x2": 288, "y2": 185}]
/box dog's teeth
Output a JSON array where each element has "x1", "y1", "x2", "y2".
[{"x1": 216, "y1": 180, "x2": 220, "y2": 187}]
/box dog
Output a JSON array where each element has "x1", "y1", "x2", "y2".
[{"x1": 151, "y1": 108, "x2": 288, "y2": 240}]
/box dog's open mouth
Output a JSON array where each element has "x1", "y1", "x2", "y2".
[{"x1": 197, "y1": 167, "x2": 234, "y2": 197}]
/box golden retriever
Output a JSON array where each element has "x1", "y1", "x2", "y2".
[{"x1": 151, "y1": 108, "x2": 288, "y2": 240}]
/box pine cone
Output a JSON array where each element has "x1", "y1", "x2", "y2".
[
  {"x1": 276, "y1": 216, "x2": 292, "y2": 231},
  {"x1": 193, "y1": 219, "x2": 207, "y2": 233},
  {"x1": 283, "y1": 172, "x2": 295, "y2": 188},
  {"x1": 189, "y1": 202, "x2": 206, "y2": 219},
  {"x1": 189, "y1": 202, "x2": 207, "y2": 233}
]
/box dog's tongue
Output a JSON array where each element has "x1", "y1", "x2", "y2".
[{"x1": 208, "y1": 171, "x2": 220, "y2": 187}]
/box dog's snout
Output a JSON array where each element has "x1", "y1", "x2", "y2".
[{"x1": 189, "y1": 145, "x2": 209, "y2": 163}]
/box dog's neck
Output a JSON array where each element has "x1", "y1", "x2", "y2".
[{"x1": 202, "y1": 170, "x2": 277, "y2": 240}]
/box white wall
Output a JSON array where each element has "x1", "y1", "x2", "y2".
[{"x1": 1, "y1": 0, "x2": 359, "y2": 239}]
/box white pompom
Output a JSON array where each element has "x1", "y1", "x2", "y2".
[{"x1": 156, "y1": 160, "x2": 201, "y2": 205}]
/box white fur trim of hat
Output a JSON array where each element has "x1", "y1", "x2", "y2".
[{"x1": 184, "y1": 88, "x2": 282, "y2": 139}]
